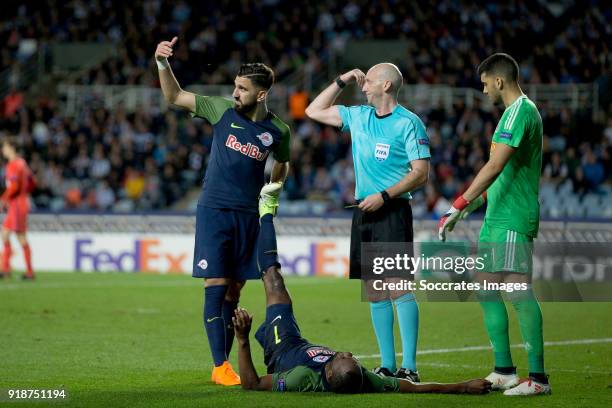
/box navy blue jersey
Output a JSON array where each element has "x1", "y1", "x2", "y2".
[
  {"x1": 192, "y1": 96, "x2": 291, "y2": 213},
  {"x1": 276, "y1": 341, "x2": 337, "y2": 373}
]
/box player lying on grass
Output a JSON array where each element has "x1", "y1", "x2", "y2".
[{"x1": 229, "y1": 185, "x2": 492, "y2": 394}]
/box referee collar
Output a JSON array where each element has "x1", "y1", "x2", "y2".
[{"x1": 374, "y1": 104, "x2": 399, "y2": 119}]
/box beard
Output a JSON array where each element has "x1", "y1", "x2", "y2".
[
  {"x1": 234, "y1": 99, "x2": 257, "y2": 114},
  {"x1": 488, "y1": 92, "x2": 503, "y2": 105}
]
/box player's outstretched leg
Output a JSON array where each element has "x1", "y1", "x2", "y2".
[{"x1": 258, "y1": 212, "x2": 291, "y2": 306}]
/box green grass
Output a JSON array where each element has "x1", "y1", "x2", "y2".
[{"x1": 1, "y1": 272, "x2": 611, "y2": 407}]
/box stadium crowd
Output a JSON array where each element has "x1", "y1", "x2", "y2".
[{"x1": 0, "y1": 0, "x2": 610, "y2": 216}]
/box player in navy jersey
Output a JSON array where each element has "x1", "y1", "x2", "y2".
[{"x1": 155, "y1": 37, "x2": 290, "y2": 386}]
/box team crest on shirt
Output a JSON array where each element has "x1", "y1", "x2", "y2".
[
  {"x1": 375, "y1": 143, "x2": 390, "y2": 161},
  {"x1": 256, "y1": 132, "x2": 274, "y2": 147},
  {"x1": 313, "y1": 355, "x2": 332, "y2": 363}
]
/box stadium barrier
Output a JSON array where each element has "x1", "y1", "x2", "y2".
[
  {"x1": 57, "y1": 82, "x2": 600, "y2": 119},
  {"x1": 4, "y1": 214, "x2": 610, "y2": 277}
]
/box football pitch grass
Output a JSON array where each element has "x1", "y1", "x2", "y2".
[{"x1": 1, "y1": 272, "x2": 611, "y2": 407}]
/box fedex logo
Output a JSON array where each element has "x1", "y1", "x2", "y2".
[
  {"x1": 75, "y1": 238, "x2": 188, "y2": 273},
  {"x1": 225, "y1": 134, "x2": 269, "y2": 161},
  {"x1": 278, "y1": 241, "x2": 349, "y2": 277}
]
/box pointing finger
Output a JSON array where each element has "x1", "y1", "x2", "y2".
[{"x1": 170, "y1": 36, "x2": 178, "y2": 47}]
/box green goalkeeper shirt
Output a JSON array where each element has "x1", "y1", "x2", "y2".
[
  {"x1": 486, "y1": 95, "x2": 543, "y2": 237},
  {"x1": 271, "y1": 366, "x2": 400, "y2": 392}
]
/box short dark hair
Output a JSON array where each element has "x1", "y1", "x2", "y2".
[
  {"x1": 477, "y1": 53, "x2": 520, "y2": 82},
  {"x1": 328, "y1": 365, "x2": 364, "y2": 394},
  {"x1": 238, "y1": 63, "x2": 275, "y2": 90}
]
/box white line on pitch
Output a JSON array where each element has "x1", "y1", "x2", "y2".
[
  {"x1": 417, "y1": 361, "x2": 610, "y2": 375},
  {"x1": 355, "y1": 337, "x2": 612, "y2": 359}
]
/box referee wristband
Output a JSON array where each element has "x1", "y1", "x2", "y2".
[
  {"x1": 156, "y1": 58, "x2": 169, "y2": 70},
  {"x1": 335, "y1": 77, "x2": 346, "y2": 89}
]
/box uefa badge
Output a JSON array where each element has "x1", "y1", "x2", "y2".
[
  {"x1": 257, "y1": 132, "x2": 274, "y2": 147},
  {"x1": 375, "y1": 143, "x2": 390, "y2": 162}
]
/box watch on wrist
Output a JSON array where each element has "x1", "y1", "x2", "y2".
[
  {"x1": 335, "y1": 77, "x2": 346, "y2": 89},
  {"x1": 380, "y1": 190, "x2": 391, "y2": 203}
]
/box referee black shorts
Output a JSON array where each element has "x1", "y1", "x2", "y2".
[{"x1": 349, "y1": 198, "x2": 414, "y2": 279}]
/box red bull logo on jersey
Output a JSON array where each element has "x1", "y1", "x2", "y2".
[{"x1": 226, "y1": 134, "x2": 269, "y2": 161}]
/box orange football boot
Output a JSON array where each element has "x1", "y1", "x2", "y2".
[{"x1": 211, "y1": 361, "x2": 241, "y2": 386}]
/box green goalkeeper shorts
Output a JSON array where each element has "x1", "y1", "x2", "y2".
[{"x1": 478, "y1": 221, "x2": 534, "y2": 274}]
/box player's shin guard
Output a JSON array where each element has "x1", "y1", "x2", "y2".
[
  {"x1": 22, "y1": 244, "x2": 33, "y2": 277},
  {"x1": 370, "y1": 300, "x2": 396, "y2": 372},
  {"x1": 221, "y1": 299, "x2": 238, "y2": 357},
  {"x1": 258, "y1": 214, "x2": 280, "y2": 273},
  {"x1": 394, "y1": 293, "x2": 418, "y2": 371},
  {"x1": 2, "y1": 241, "x2": 11, "y2": 273},
  {"x1": 508, "y1": 288, "x2": 545, "y2": 380},
  {"x1": 204, "y1": 285, "x2": 228, "y2": 367},
  {"x1": 478, "y1": 290, "x2": 514, "y2": 370}
]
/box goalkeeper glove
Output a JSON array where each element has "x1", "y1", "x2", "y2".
[
  {"x1": 437, "y1": 192, "x2": 487, "y2": 241},
  {"x1": 259, "y1": 182, "x2": 283, "y2": 217}
]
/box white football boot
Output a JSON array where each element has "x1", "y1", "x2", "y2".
[
  {"x1": 485, "y1": 371, "x2": 519, "y2": 391},
  {"x1": 504, "y1": 378, "x2": 551, "y2": 396}
]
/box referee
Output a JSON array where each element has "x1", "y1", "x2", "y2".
[{"x1": 305, "y1": 63, "x2": 430, "y2": 382}]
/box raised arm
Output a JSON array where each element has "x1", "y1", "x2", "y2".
[
  {"x1": 233, "y1": 308, "x2": 273, "y2": 391},
  {"x1": 154, "y1": 37, "x2": 196, "y2": 112},
  {"x1": 399, "y1": 378, "x2": 491, "y2": 394},
  {"x1": 305, "y1": 69, "x2": 365, "y2": 127}
]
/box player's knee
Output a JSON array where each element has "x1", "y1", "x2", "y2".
[
  {"x1": 225, "y1": 280, "x2": 245, "y2": 301},
  {"x1": 204, "y1": 278, "x2": 230, "y2": 287}
]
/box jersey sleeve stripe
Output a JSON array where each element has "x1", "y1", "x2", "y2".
[
  {"x1": 502, "y1": 103, "x2": 518, "y2": 130},
  {"x1": 503, "y1": 98, "x2": 523, "y2": 130},
  {"x1": 506, "y1": 99, "x2": 524, "y2": 130}
]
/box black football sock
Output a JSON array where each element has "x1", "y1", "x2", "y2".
[
  {"x1": 529, "y1": 372, "x2": 549, "y2": 384},
  {"x1": 494, "y1": 366, "x2": 517, "y2": 375}
]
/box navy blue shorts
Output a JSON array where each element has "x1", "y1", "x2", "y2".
[
  {"x1": 192, "y1": 205, "x2": 260, "y2": 280},
  {"x1": 255, "y1": 303, "x2": 306, "y2": 373}
]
